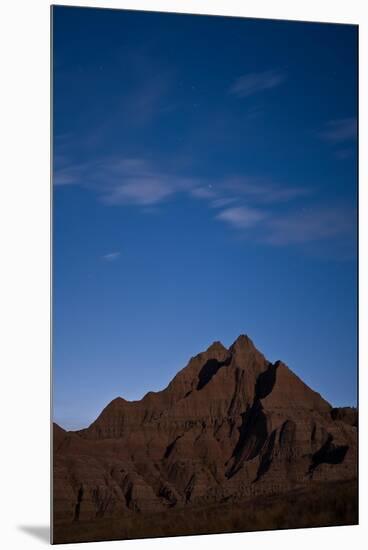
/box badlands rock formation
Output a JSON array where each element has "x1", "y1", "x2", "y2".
[{"x1": 53, "y1": 335, "x2": 357, "y2": 540}]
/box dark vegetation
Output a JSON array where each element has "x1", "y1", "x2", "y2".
[{"x1": 53, "y1": 479, "x2": 357, "y2": 544}]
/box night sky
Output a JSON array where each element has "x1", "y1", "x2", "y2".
[{"x1": 52, "y1": 7, "x2": 357, "y2": 430}]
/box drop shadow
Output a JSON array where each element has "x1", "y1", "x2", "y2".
[
  {"x1": 196, "y1": 356, "x2": 231, "y2": 390},
  {"x1": 18, "y1": 525, "x2": 50, "y2": 544}
]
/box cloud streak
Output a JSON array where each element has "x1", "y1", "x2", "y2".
[
  {"x1": 104, "y1": 178, "x2": 175, "y2": 206},
  {"x1": 264, "y1": 206, "x2": 356, "y2": 246},
  {"x1": 53, "y1": 154, "x2": 355, "y2": 255},
  {"x1": 189, "y1": 186, "x2": 217, "y2": 200},
  {"x1": 102, "y1": 251, "x2": 121, "y2": 261},
  {"x1": 319, "y1": 118, "x2": 357, "y2": 143},
  {"x1": 221, "y1": 177, "x2": 311, "y2": 204},
  {"x1": 216, "y1": 206, "x2": 267, "y2": 228},
  {"x1": 229, "y1": 69, "x2": 286, "y2": 98},
  {"x1": 215, "y1": 202, "x2": 356, "y2": 250}
]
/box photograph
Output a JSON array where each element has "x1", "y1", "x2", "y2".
[{"x1": 52, "y1": 5, "x2": 358, "y2": 544}]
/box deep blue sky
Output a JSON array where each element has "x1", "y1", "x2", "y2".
[{"x1": 52, "y1": 7, "x2": 357, "y2": 430}]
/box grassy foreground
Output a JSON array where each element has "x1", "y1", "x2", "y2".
[{"x1": 53, "y1": 479, "x2": 358, "y2": 544}]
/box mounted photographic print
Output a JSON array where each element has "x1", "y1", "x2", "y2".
[{"x1": 52, "y1": 5, "x2": 358, "y2": 544}]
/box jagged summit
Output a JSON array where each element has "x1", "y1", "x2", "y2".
[
  {"x1": 99, "y1": 335, "x2": 261, "y2": 417},
  {"x1": 205, "y1": 340, "x2": 228, "y2": 353},
  {"x1": 231, "y1": 333, "x2": 255, "y2": 348},
  {"x1": 202, "y1": 333, "x2": 260, "y2": 356},
  {"x1": 229, "y1": 333, "x2": 264, "y2": 358},
  {"x1": 54, "y1": 335, "x2": 357, "y2": 533},
  {"x1": 204, "y1": 334, "x2": 259, "y2": 354},
  {"x1": 75, "y1": 335, "x2": 331, "y2": 439}
]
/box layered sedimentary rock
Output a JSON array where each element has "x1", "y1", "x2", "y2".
[{"x1": 53, "y1": 335, "x2": 357, "y2": 526}]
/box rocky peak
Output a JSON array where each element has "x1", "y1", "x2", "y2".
[
  {"x1": 205, "y1": 340, "x2": 228, "y2": 354},
  {"x1": 229, "y1": 334, "x2": 267, "y2": 372},
  {"x1": 230, "y1": 334, "x2": 254, "y2": 349},
  {"x1": 53, "y1": 334, "x2": 357, "y2": 537},
  {"x1": 229, "y1": 334, "x2": 262, "y2": 357}
]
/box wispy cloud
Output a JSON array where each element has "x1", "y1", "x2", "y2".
[
  {"x1": 215, "y1": 202, "x2": 356, "y2": 252},
  {"x1": 54, "y1": 155, "x2": 309, "y2": 210},
  {"x1": 102, "y1": 166, "x2": 199, "y2": 206},
  {"x1": 229, "y1": 69, "x2": 285, "y2": 98},
  {"x1": 210, "y1": 197, "x2": 238, "y2": 209},
  {"x1": 125, "y1": 73, "x2": 171, "y2": 127},
  {"x1": 54, "y1": 154, "x2": 355, "y2": 256},
  {"x1": 319, "y1": 117, "x2": 357, "y2": 143},
  {"x1": 53, "y1": 157, "x2": 102, "y2": 186},
  {"x1": 189, "y1": 186, "x2": 217, "y2": 200},
  {"x1": 102, "y1": 251, "x2": 121, "y2": 261},
  {"x1": 104, "y1": 178, "x2": 175, "y2": 206},
  {"x1": 334, "y1": 148, "x2": 354, "y2": 160},
  {"x1": 221, "y1": 177, "x2": 311, "y2": 204},
  {"x1": 54, "y1": 156, "x2": 197, "y2": 205},
  {"x1": 216, "y1": 206, "x2": 267, "y2": 228},
  {"x1": 264, "y1": 206, "x2": 355, "y2": 246},
  {"x1": 53, "y1": 170, "x2": 79, "y2": 186}
]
